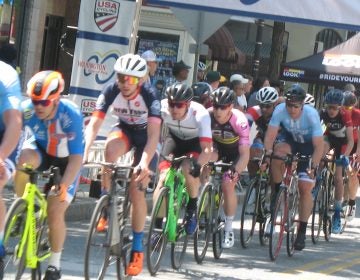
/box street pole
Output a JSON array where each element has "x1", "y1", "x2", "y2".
[{"x1": 252, "y1": 19, "x2": 264, "y2": 80}]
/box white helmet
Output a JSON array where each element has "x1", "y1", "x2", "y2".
[
  {"x1": 198, "y1": 61, "x2": 207, "y2": 71},
  {"x1": 256, "y1": 86, "x2": 279, "y2": 104},
  {"x1": 304, "y1": 93, "x2": 315, "y2": 107},
  {"x1": 113, "y1": 53, "x2": 147, "y2": 78}
]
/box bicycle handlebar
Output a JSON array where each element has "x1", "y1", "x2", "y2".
[{"x1": 83, "y1": 161, "x2": 135, "y2": 171}]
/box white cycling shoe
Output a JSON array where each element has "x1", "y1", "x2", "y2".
[{"x1": 222, "y1": 231, "x2": 234, "y2": 248}]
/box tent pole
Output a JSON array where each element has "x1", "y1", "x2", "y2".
[{"x1": 252, "y1": 19, "x2": 264, "y2": 79}]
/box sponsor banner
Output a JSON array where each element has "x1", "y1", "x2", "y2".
[
  {"x1": 319, "y1": 73, "x2": 360, "y2": 85},
  {"x1": 282, "y1": 68, "x2": 305, "y2": 79},
  {"x1": 322, "y1": 54, "x2": 360, "y2": 69},
  {"x1": 69, "y1": 0, "x2": 137, "y2": 137},
  {"x1": 148, "y1": 0, "x2": 360, "y2": 30}
]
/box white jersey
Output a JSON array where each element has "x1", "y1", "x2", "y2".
[{"x1": 161, "y1": 100, "x2": 212, "y2": 142}]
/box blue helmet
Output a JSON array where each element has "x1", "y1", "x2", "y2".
[
  {"x1": 285, "y1": 84, "x2": 306, "y2": 102},
  {"x1": 324, "y1": 89, "x2": 343, "y2": 105}
]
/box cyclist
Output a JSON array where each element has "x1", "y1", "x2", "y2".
[
  {"x1": 304, "y1": 93, "x2": 315, "y2": 107},
  {"x1": 246, "y1": 87, "x2": 279, "y2": 179},
  {"x1": 197, "y1": 61, "x2": 207, "y2": 82},
  {"x1": 320, "y1": 89, "x2": 354, "y2": 233},
  {"x1": 0, "y1": 61, "x2": 22, "y2": 279},
  {"x1": 342, "y1": 91, "x2": 360, "y2": 221},
  {"x1": 209, "y1": 87, "x2": 250, "y2": 248},
  {"x1": 155, "y1": 82, "x2": 212, "y2": 235},
  {"x1": 13, "y1": 71, "x2": 83, "y2": 280},
  {"x1": 84, "y1": 53, "x2": 161, "y2": 276},
  {"x1": 191, "y1": 82, "x2": 212, "y2": 108},
  {"x1": 263, "y1": 84, "x2": 323, "y2": 251}
]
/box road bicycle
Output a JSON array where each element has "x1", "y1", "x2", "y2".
[
  {"x1": 3, "y1": 165, "x2": 59, "y2": 280},
  {"x1": 240, "y1": 157, "x2": 270, "y2": 248},
  {"x1": 194, "y1": 160, "x2": 233, "y2": 264},
  {"x1": 84, "y1": 162, "x2": 134, "y2": 280},
  {"x1": 268, "y1": 153, "x2": 311, "y2": 261},
  {"x1": 146, "y1": 155, "x2": 192, "y2": 275}
]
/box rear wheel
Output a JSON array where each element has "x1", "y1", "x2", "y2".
[
  {"x1": 170, "y1": 192, "x2": 189, "y2": 270},
  {"x1": 84, "y1": 195, "x2": 111, "y2": 280},
  {"x1": 3, "y1": 198, "x2": 28, "y2": 280},
  {"x1": 240, "y1": 178, "x2": 258, "y2": 248},
  {"x1": 311, "y1": 184, "x2": 324, "y2": 244},
  {"x1": 146, "y1": 187, "x2": 169, "y2": 275},
  {"x1": 269, "y1": 188, "x2": 286, "y2": 261},
  {"x1": 286, "y1": 188, "x2": 299, "y2": 257},
  {"x1": 194, "y1": 184, "x2": 212, "y2": 264}
]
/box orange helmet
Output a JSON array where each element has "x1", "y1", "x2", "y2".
[{"x1": 27, "y1": 71, "x2": 64, "y2": 101}]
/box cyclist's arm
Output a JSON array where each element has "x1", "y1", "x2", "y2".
[
  {"x1": 195, "y1": 105, "x2": 212, "y2": 166},
  {"x1": 61, "y1": 154, "x2": 83, "y2": 188},
  {"x1": 263, "y1": 125, "x2": 278, "y2": 154},
  {"x1": 84, "y1": 115, "x2": 104, "y2": 162},
  {"x1": 198, "y1": 140, "x2": 212, "y2": 167},
  {"x1": 235, "y1": 144, "x2": 250, "y2": 174},
  {"x1": 311, "y1": 135, "x2": 324, "y2": 168},
  {"x1": 0, "y1": 109, "x2": 22, "y2": 160},
  {"x1": 343, "y1": 126, "x2": 354, "y2": 156},
  {"x1": 138, "y1": 118, "x2": 161, "y2": 168}
]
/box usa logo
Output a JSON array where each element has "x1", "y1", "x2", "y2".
[{"x1": 94, "y1": 0, "x2": 120, "y2": 32}]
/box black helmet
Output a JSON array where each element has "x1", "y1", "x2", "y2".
[
  {"x1": 212, "y1": 87, "x2": 235, "y2": 105},
  {"x1": 166, "y1": 82, "x2": 193, "y2": 102},
  {"x1": 324, "y1": 89, "x2": 344, "y2": 105},
  {"x1": 342, "y1": 91, "x2": 357, "y2": 107},
  {"x1": 191, "y1": 82, "x2": 211, "y2": 103},
  {"x1": 285, "y1": 84, "x2": 306, "y2": 102}
]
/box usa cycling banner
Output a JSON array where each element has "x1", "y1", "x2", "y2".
[
  {"x1": 69, "y1": 0, "x2": 138, "y2": 136},
  {"x1": 147, "y1": 0, "x2": 360, "y2": 30}
]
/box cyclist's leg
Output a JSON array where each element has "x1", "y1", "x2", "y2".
[{"x1": 347, "y1": 144, "x2": 359, "y2": 220}]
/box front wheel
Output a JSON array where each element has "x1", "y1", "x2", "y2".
[
  {"x1": 170, "y1": 192, "x2": 189, "y2": 270},
  {"x1": 146, "y1": 187, "x2": 169, "y2": 275},
  {"x1": 286, "y1": 189, "x2": 299, "y2": 257},
  {"x1": 212, "y1": 200, "x2": 225, "y2": 259},
  {"x1": 3, "y1": 198, "x2": 28, "y2": 280},
  {"x1": 84, "y1": 195, "x2": 111, "y2": 280},
  {"x1": 311, "y1": 185, "x2": 324, "y2": 244},
  {"x1": 194, "y1": 184, "x2": 212, "y2": 264}
]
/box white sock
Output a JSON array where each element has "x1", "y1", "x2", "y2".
[
  {"x1": 0, "y1": 231, "x2": 4, "y2": 245},
  {"x1": 48, "y1": 251, "x2": 62, "y2": 270},
  {"x1": 225, "y1": 216, "x2": 234, "y2": 232}
]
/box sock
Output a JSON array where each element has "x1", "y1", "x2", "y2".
[
  {"x1": 299, "y1": 221, "x2": 307, "y2": 234},
  {"x1": 0, "y1": 231, "x2": 4, "y2": 245},
  {"x1": 132, "y1": 231, "x2": 144, "y2": 252},
  {"x1": 349, "y1": 199, "x2": 356, "y2": 206},
  {"x1": 48, "y1": 251, "x2": 62, "y2": 270},
  {"x1": 224, "y1": 216, "x2": 234, "y2": 232},
  {"x1": 335, "y1": 200, "x2": 342, "y2": 212},
  {"x1": 187, "y1": 197, "x2": 198, "y2": 212}
]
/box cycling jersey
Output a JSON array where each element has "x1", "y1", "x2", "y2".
[
  {"x1": 270, "y1": 103, "x2": 322, "y2": 143},
  {"x1": 22, "y1": 99, "x2": 84, "y2": 157},
  {"x1": 93, "y1": 81, "x2": 161, "y2": 127},
  {"x1": 246, "y1": 105, "x2": 271, "y2": 140},
  {"x1": 320, "y1": 108, "x2": 352, "y2": 139},
  {"x1": 161, "y1": 100, "x2": 212, "y2": 142},
  {"x1": 350, "y1": 108, "x2": 360, "y2": 142},
  {"x1": 0, "y1": 61, "x2": 22, "y2": 133}
]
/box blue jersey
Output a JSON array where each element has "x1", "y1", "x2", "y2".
[
  {"x1": 0, "y1": 61, "x2": 22, "y2": 133},
  {"x1": 22, "y1": 99, "x2": 84, "y2": 157},
  {"x1": 269, "y1": 103, "x2": 323, "y2": 143}
]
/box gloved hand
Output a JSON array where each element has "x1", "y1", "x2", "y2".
[
  {"x1": 190, "y1": 161, "x2": 201, "y2": 178},
  {"x1": 337, "y1": 155, "x2": 350, "y2": 168}
]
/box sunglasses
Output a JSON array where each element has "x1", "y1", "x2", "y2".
[
  {"x1": 168, "y1": 101, "x2": 187, "y2": 109},
  {"x1": 260, "y1": 104, "x2": 273, "y2": 109},
  {"x1": 326, "y1": 104, "x2": 340, "y2": 111},
  {"x1": 286, "y1": 102, "x2": 302, "y2": 109},
  {"x1": 213, "y1": 104, "x2": 230, "y2": 110},
  {"x1": 32, "y1": 99, "x2": 52, "y2": 107},
  {"x1": 117, "y1": 75, "x2": 139, "y2": 85}
]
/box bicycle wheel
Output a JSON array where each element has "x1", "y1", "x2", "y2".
[
  {"x1": 3, "y1": 198, "x2": 28, "y2": 280},
  {"x1": 170, "y1": 192, "x2": 189, "y2": 270},
  {"x1": 311, "y1": 185, "x2": 324, "y2": 244},
  {"x1": 286, "y1": 188, "x2": 299, "y2": 257},
  {"x1": 194, "y1": 183, "x2": 212, "y2": 264},
  {"x1": 269, "y1": 188, "x2": 286, "y2": 261},
  {"x1": 240, "y1": 178, "x2": 258, "y2": 248},
  {"x1": 212, "y1": 200, "x2": 224, "y2": 259},
  {"x1": 146, "y1": 187, "x2": 169, "y2": 275},
  {"x1": 84, "y1": 195, "x2": 111, "y2": 280}
]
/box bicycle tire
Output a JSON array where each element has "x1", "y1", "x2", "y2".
[
  {"x1": 286, "y1": 182, "x2": 299, "y2": 257},
  {"x1": 240, "y1": 178, "x2": 258, "y2": 248},
  {"x1": 259, "y1": 181, "x2": 270, "y2": 246},
  {"x1": 146, "y1": 187, "x2": 169, "y2": 275},
  {"x1": 194, "y1": 183, "x2": 212, "y2": 264},
  {"x1": 269, "y1": 188, "x2": 286, "y2": 261},
  {"x1": 311, "y1": 184, "x2": 324, "y2": 244},
  {"x1": 84, "y1": 195, "x2": 111, "y2": 280},
  {"x1": 212, "y1": 198, "x2": 224, "y2": 259},
  {"x1": 3, "y1": 198, "x2": 28, "y2": 280},
  {"x1": 170, "y1": 191, "x2": 189, "y2": 270}
]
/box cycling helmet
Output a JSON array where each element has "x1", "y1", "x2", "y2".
[
  {"x1": 198, "y1": 61, "x2": 207, "y2": 71},
  {"x1": 304, "y1": 93, "x2": 315, "y2": 107},
  {"x1": 191, "y1": 82, "x2": 211, "y2": 103},
  {"x1": 342, "y1": 91, "x2": 357, "y2": 107},
  {"x1": 113, "y1": 53, "x2": 147, "y2": 78},
  {"x1": 256, "y1": 86, "x2": 279, "y2": 104},
  {"x1": 212, "y1": 87, "x2": 235, "y2": 105},
  {"x1": 324, "y1": 89, "x2": 343, "y2": 105},
  {"x1": 285, "y1": 84, "x2": 306, "y2": 102},
  {"x1": 27, "y1": 70, "x2": 64, "y2": 101},
  {"x1": 166, "y1": 82, "x2": 193, "y2": 102}
]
